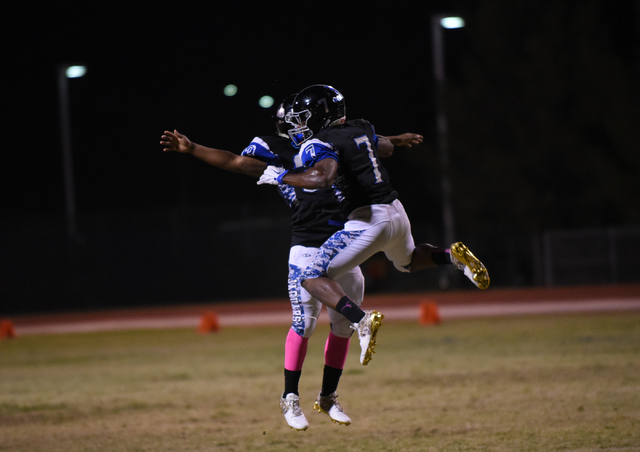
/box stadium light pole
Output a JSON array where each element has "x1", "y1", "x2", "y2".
[
  {"x1": 431, "y1": 15, "x2": 465, "y2": 248},
  {"x1": 57, "y1": 64, "x2": 86, "y2": 239}
]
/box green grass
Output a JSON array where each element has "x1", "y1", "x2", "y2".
[{"x1": 1, "y1": 314, "x2": 639, "y2": 451}]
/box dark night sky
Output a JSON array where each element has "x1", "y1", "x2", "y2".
[
  {"x1": 5, "y1": 2, "x2": 637, "y2": 228},
  {"x1": 2, "y1": 1, "x2": 639, "y2": 311},
  {"x1": 2, "y1": 2, "x2": 459, "y2": 219}
]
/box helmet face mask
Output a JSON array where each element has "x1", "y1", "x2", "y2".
[
  {"x1": 274, "y1": 94, "x2": 297, "y2": 138},
  {"x1": 286, "y1": 85, "x2": 346, "y2": 146},
  {"x1": 285, "y1": 109, "x2": 313, "y2": 145}
]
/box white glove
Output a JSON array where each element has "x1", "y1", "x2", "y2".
[{"x1": 257, "y1": 165, "x2": 288, "y2": 185}]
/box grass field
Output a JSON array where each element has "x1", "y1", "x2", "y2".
[{"x1": 1, "y1": 313, "x2": 639, "y2": 451}]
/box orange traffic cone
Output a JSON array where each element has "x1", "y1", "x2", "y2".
[
  {"x1": 0, "y1": 319, "x2": 16, "y2": 339},
  {"x1": 198, "y1": 311, "x2": 220, "y2": 334},
  {"x1": 419, "y1": 302, "x2": 441, "y2": 326}
]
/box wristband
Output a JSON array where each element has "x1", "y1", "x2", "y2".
[{"x1": 276, "y1": 169, "x2": 289, "y2": 184}]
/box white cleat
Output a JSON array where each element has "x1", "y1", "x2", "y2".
[
  {"x1": 314, "y1": 392, "x2": 352, "y2": 425},
  {"x1": 280, "y1": 393, "x2": 309, "y2": 431},
  {"x1": 353, "y1": 310, "x2": 384, "y2": 365},
  {"x1": 449, "y1": 242, "x2": 490, "y2": 289}
]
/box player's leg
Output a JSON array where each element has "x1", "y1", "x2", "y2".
[
  {"x1": 301, "y1": 208, "x2": 391, "y2": 364},
  {"x1": 313, "y1": 331, "x2": 352, "y2": 426},
  {"x1": 313, "y1": 266, "x2": 364, "y2": 425},
  {"x1": 406, "y1": 243, "x2": 446, "y2": 271},
  {"x1": 379, "y1": 199, "x2": 423, "y2": 273},
  {"x1": 408, "y1": 242, "x2": 490, "y2": 288},
  {"x1": 382, "y1": 199, "x2": 490, "y2": 288},
  {"x1": 323, "y1": 266, "x2": 364, "y2": 373},
  {"x1": 281, "y1": 328, "x2": 309, "y2": 430},
  {"x1": 301, "y1": 213, "x2": 390, "y2": 313},
  {"x1": 281, "y1": 245, "x2": 322, "y2": 431}
]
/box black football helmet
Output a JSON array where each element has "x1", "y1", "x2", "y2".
[
  {"x1": 285, "y1": 85, "x2": 346, "y2": 146},
  {"x1": 273, "y1": 93, "x2": 297, "y2": 138}
]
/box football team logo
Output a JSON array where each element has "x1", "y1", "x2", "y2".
[{"x1": 242, "y1": 145, "x2": 256, "y2": 155}]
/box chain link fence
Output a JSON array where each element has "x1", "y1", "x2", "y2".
[{"x1": 541, "y1": 227, "x2": 640, "y2": 286}]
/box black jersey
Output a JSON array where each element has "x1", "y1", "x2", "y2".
[
  {"x1": 241, "y1": 135, "x2": 346, "y2": 247},
  {"x1": 298, "y1": 119, "x2": 398, "y2": 217}
]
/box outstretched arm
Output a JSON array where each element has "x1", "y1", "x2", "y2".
[
  {"x1": 377, "y1": 133, "x2": 424, "y2": 158},
  {"x1": 384, "y1": 133, "x2": 423, "y2": 148},
  {"x1": 160, "y1": 129, "x2": 267, "y2": 177},
  {"x1": 377, "y1": 136, "x2": 394, "y2": 158}
]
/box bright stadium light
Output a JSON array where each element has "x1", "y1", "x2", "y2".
[
  {"x1": 58, "y1": 64, "x2": 87, "y2": 239},
  {"x1": 66, "y1": 65, "x2": 87, "y2": 78},
  {"x1": 224, "y1": 84, "x2": 238, "y2": 96},
  {"x1": 259, "y1": 95, "x2": 274, "y2": 108},
  {"x1": 440, "y1": 16, "x2": 465, "y2": 29}
]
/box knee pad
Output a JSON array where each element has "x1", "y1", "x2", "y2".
[
  {"x1": 327, "y1": 307, "x2": 356, "y2": 338},
  {"x1": 290, "y1": 289, "x2": 322, "y2": 338},
  {"x1": 289, "y1": 271, "x2": 323, "y2": 338},
  {"x1": 334, "y1": 267, "x2": 365, "y2": 305},
  {"x1": 299, "y1": 305, "x2": 321, "y2": 339}
]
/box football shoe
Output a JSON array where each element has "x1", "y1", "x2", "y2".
[
  {"x1": 449, "y1": 242, "x2": 490, "y2": 290},
  {"x1": 280, "y1": 393, "x2": 309, "y2": 431},
  {"x1": 353, "y1": 310, "x2": 384, "y2": 365},
  {"x1": 313, "y1": 392, "x2": 351, "y2": 425}
]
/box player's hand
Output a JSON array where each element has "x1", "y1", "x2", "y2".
[
  {"x1": 394, "y1": 133, "x2": 423, "y2": 148},
  {"x1": 257, "y1": 165, "x2": 288, "y2": 185},
  {"x1": 160, "y1": 129, "x2": 194, "y2": 153}
]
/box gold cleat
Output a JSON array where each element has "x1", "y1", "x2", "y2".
[
  {"x1": 313, "y1": 392, "x2": 351, "y2": 425},
  {"x1": 450, "y1": 242, "x2": 490, "y2": 290},
  {"x1": 355, "y1": 310, "x2": 384, "y2": 365}
]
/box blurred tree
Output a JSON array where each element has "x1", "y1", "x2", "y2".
[{"x1": 447, "y1": 0, "x2": 640, "y2": 234}]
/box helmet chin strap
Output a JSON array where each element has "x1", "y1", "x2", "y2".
[{"x1": 289, "y1": 127, "x2": 312, "y2": 147}]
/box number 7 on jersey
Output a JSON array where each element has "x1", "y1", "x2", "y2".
[{"x1": 354, "y1": 135, "x2": 383, "y2": 184}]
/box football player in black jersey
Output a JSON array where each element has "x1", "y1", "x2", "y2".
[
  {"x1": 258, "y1": 85, "x2": 490, "y2": 372},
  {"x1": 160, "y1": 96, "x2": 423, "y2": 430}
]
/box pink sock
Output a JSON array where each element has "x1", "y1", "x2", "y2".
[
  {"x1": 324, "y1": 331, "x2": 350, "y2": 369},
  {"x1": 284, "y1": 328, "x2": 308, "y2": 371}
]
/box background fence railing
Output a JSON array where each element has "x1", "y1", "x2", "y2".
[{"x1": 2, "y1": 207, "x2": 638, "y2": 315}]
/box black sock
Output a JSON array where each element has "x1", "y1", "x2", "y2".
[
  {"x1": 335, "y1": 296, "x2": 365, "y2": 323},
  {"x1": 284, "y1": 369, "x2": 302, "y2": 397},
  {"x1": 320, "y1": 365, "x2": 343, "y2": 396},
  {"x1": 431, "y1": 248, "x2": 451, "y2": 266}
]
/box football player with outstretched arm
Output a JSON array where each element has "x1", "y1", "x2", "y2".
[{"x1": 161, "y1": 95, "x2": 423, "y2": 431}]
